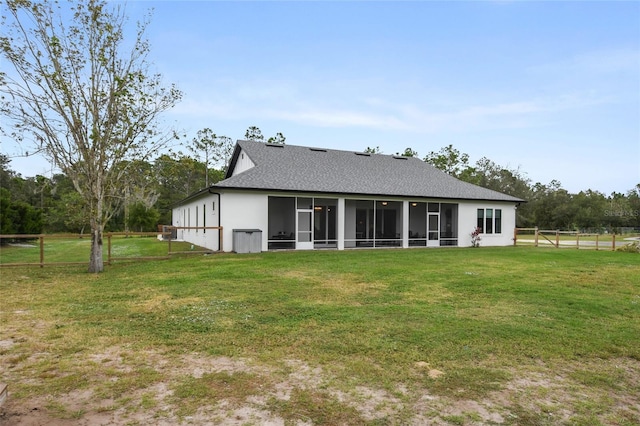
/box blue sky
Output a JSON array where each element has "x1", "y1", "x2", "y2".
[{"x1": 4, "y1": 0, "x2": 639, "y2": 195}]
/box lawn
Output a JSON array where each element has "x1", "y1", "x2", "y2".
[
  {"x1": 0, "y1": 244, "x2": 639, "y2": 425},
  {"x1": 0, "y1": 234, "x2": 201, "y2": 265}
]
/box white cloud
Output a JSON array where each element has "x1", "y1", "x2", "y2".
[
  {"x1": 530, "y1": 47, "x2": 640, "y2": 76},
  {"x1": 266, "y1": 108, "x2": 409, "y2": 130},
  {"x1": 170, "y1": 76, "x2": 610, "y2": 138}
]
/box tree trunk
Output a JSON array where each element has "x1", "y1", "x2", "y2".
[{"x1": 88, "y1": 226, "x2": 104, "y2": 273}]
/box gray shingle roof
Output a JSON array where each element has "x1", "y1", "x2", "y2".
[{"x1": 214, "y1": 140, "x2": 524, "y2": 202}]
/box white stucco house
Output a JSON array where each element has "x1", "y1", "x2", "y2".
[{"x1": 172, "y1": 140, "x2": 524, "y2": 252}]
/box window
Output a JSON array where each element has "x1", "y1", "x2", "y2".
[
  {"x1": 477, "y1": 208, "x2": 502, "y2": 234},
  {"x1": 485, "y1": 209, "x2": 493, "y2": 234}
]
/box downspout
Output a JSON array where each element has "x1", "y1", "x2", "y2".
[{"x1": 208, "y1": 188, "x2": 222, "y2": 251}]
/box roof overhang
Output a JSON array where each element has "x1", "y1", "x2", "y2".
[{"x1": 210, "y1": 184, "x2": 526, "y2": 204}]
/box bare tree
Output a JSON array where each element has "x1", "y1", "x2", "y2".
[
  {"x1": 216, "y1": 135, "x2": 234, "y2": 173},
  {"x1": 189, "y1": 129, "x2": 237, "y2": 185},
  {"x1": 189, "y1": 128, "x2": 218, "y2": 188},
  {"x1": 1, "y1": 0, "x2": 182, "y2": 272}
]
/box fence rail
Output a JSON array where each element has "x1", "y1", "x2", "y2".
[
  {"x1": 0, "y1": 226, "x2": 223, "y2": 268},
  {"x1": 513, "y1": 227, "x2": 631, "y2": 250}
]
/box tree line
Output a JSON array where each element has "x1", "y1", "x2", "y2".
[
  {"x1": 2, "y1": 140, "x2": 638, "y2": 237},
  {"x1": 0, "y1": 0, "x2": 636, "y2": 273},
  {"x1": 410, "y1": 144, "x2": 639, "y2": 232},
  {"x1": 0, "y1": 126, "x2": 281, "y2": 235}
]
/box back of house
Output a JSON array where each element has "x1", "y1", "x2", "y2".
[{"x1": 172, "y1": 140, "x2": 524, "y2": 252}]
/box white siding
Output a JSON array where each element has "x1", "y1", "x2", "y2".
[
  {"x1": 173, "y1": 190, "x2": 518, "y2": 252},
  {"x1": 458, "y1": 201, "x2": 517, "y2": 247},
  {"x1": 219, "y1": 191, "x2": 268, "y2": 252},
  {"x1": 231, "y1": 149, "x2": 256, "y2": 176},
  {"x1": 171, "y1": 193, "x2": 220, "y2": 251}
]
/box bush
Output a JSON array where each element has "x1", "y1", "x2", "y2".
[
  {"x1": 127, "y1": 202, "x2": 160, "y2": 232},
  {"x1": 617, "y1": 241, "x2": 640, "y2": 253},
  {"x1": 470, "y1": 227, "x2": 482, "y2": 248}
]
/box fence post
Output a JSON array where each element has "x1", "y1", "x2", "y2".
[
  {"x1": 168, "y1": 228, "x2": 172, "y2": 254},
  {"x1": 576, "y1": 231, "x2": 580, "y2": 250},
  {"x1": 535, "y1": 227, "x2": 539, "y2": 247},
  {"x1": 39, "y1": 235, "x2": 44, "y2": 268},
  {"x1": 513, "y1": 228, "x2": 518, "y2": 246},
  {"x1": 107, "y1": 233, "x2": 112, "y2": 265},
  {"x1": 555, "y1": 230, "x2": 560, "y2": 248},
  {"x1": 612, "y1": 234, "x2": 616, "y2": 251},
  {"x1": 596, "y1": 234, "x2": 599, "y2": 251}
]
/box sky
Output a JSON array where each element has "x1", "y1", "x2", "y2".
[{"x1": 3, "y1": 0, "x2": 639, "y2": 195}]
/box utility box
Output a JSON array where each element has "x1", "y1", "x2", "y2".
[
  {"x1": 232, "y1": 229, "x2": 262, "y2": 253},
  {"x1": 161, "y1": 225, "x2": 177, "y2": 241}
]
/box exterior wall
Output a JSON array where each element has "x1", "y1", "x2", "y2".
[
  {"x1": 171, "y1": 192, "x2": 220, "y2": 251},
  {"x1": 172, "y1": 190, "x2": 268, "y2": 252},
  {"x1": 231, "y1": 149, "x2": 255, "y2": 176},
  {"x1": 219, "y1": 191, "x2": 268, "y2": 252},
  {"x1": 173, "y1": 190, "x2": 519, "y2": 252},
  {"x1": 457, "y1": 201, "x2": 517, "y2": 247}
]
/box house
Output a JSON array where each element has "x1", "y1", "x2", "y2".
[{"x1": 172, "y1": 140, "x2": 524, "y2": 252}]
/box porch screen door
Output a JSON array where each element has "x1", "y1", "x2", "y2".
[
  {"x1": 297, "y1": 210, "x2": 313, "y2": 250},
  {"x1": 427, "y1": 213, "x2": 439, "y2": 247}
]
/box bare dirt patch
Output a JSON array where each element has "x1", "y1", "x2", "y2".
[{"x1": 2, "y1": 345, "x2": 639, "y2": 425}]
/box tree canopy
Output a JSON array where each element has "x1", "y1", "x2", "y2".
[
  {"x1": 1, "y1": 0, "x2": 182, "y2": 272},
  {"x1": 2, "y1": 142, "x2": 638, "y2": 239},
  {"x1": 245, "y1": 126, "x2": 286, "y2": 144}
]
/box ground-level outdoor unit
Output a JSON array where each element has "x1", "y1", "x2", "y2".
[
  {"x1": 233, "y1": 229, "x2": 262, "y2": 253},
  {"x1": 173, "y1": 140, "x2": 524, "y2": 252}
]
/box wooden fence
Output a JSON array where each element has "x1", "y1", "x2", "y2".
[
  {"x1": 0, "y1": 226, "x2": 222, "y2": 268},
  {"x1": 513, "y1": 227, "x2": 623, "y2": 250}
]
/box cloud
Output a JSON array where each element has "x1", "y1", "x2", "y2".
[
  {"x1": 263, "y1": 106, "x2": 410, "y2": 130},
  {"x1": 530, "y1": 47, "x2": 640, "y2": 76},
  {"x1": 574, "y1": 48, "x2": 640, "y2": 74},
  {"x1": 169, "y1": 77, "x2": 610, "y2": 137}
]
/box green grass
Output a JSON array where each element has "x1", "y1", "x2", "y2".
[
  {"x1": 0, "y1": 235, "x2": 199, "y2": 265},
  {"x1": 1, "y1": 243, "x2": 639, "y2": 425}
]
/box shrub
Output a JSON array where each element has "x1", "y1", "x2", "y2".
[
  {"x1": 616, "y1": 241, "x2": 640, "y2": 253},
  {"x1": 471, "y1": 227, "x2": 482, "y2": 248}
]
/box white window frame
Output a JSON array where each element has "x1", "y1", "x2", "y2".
[{"x1": 477, "y1": 208, "x2": 502, "y2": 234}]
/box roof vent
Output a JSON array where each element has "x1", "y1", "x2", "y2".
[
  {"x1": 355, "y1": 152, "x2": 371, "y2": 157},
  {"x1": 392, "y1": 155, "x2": 408, "y2": 160},
  {"x1": 265, "y1": 143, "x2": 284, "y2": 148},
  {"x1": 309, "y1": 147, "x2": 327, "y2": 152}
]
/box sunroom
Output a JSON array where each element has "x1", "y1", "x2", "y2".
[
  {"x1": 266, "y1": 196, "x2": 459, "y2": 250},
  {"x1": 267, "y1": 196, "x2": 338, "y2": 250}
]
